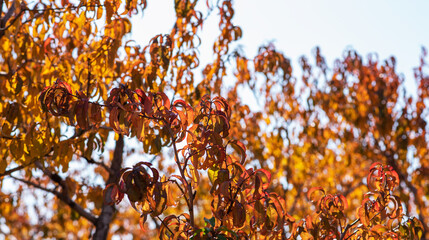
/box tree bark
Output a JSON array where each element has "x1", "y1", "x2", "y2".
[{"x1": 93, "y1": 135, "x2": 124, "y2": 240}]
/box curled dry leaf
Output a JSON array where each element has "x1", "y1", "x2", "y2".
[{"x1": 39, "y1": 79, "x2": 73, "y2": 116}]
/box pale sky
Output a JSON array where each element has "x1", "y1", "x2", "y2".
[{"x1": 131, "y1": 0, "x2": 429, "y2": 95}]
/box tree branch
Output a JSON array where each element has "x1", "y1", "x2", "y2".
[
  {"x1": 172, "y1": 136, "x2": 195, "y2": 228},
  {"x1": 0, "y1": 0, "x2": 4, "y2": 18},
  {"x1": 155, "y1": 215, "x2": 174, "y2": 235},
  {"x1": 35, "y1": 160, "x2": 69, "y2": 196},
  {"x1": 11, "y1": 175, "x2": 97, "y2": 225},
  {"x1": 339, "y1": 219, "x2": 359, "y2": 240},
  {"x1": 82, "y1": 156, "x2": 114, "y2": 175},
  {"x1": 0, "y1": 1, "x2": 20, "y2": 38},
  {"x1": 0, "y1": 135, "x2": 20, "y2": 140},
  {"x1": 93, "y1": 134, "x2": 124, "y2": 240},
  {"x1": 0, "y1": 160, "x2": 35, "y2": 178}
]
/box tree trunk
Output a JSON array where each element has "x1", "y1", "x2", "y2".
[{"x1": 93, "y1": 135, "x2": 124, "y2": 239}]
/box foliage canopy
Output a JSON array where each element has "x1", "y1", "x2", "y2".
[{"x1": 0, "y1": 0, "x2": 428, "y2": 239}]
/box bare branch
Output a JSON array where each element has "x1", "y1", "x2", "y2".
[
  {"x1": 35, "y1": 160, "x2": 69, "y2": 195},
  {"x1": 155, "y1": 215, "x2": 174, "y2": 235},
  {"x1": 11, "y1": 175, "x2": 97, "y2": 224},
  {"x1": 99, "y1": 125, "x2": 113, "y2": 131},
  {"x1": 0, "y1": 160, "x2": 35, "y2": 178},
  {"x1": 172, "y1": 135, "x2": 195, "y2": 228},
  {"x1": 339, "y1": 219, "x2": 359, "y2": 240},
  {"x1": 0, "y1": 135, "x2": 20, "y2": 140},
  {"x1": 0, "y1": 1, "x2": 22, "y2": 37},
  {"x1": 2, "y1": 0, "x2": 15, "y2": 23},
  {"x1": 82, "y1": 156, "x2": 114, "y2": 175},
  {"x1": 11, "y1": 175, "x2": 54, "y2": 193}
]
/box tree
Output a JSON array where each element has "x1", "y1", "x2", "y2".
[{"x1": 0, "y1": 0, "x2": 427, "y2": 239}]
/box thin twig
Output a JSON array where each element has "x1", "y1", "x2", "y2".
[
  {"x1": 170, "y1": 178, "x2": 188, "y2": 204},
  {"x1": 0, "y1": 135, "x2": 20, "y2": 140},
  {"x1": 82, "y1": 156, "x2": 114, "y2": 175},
  {"x1": 10, "y1": 175, "x2": 53, "y2": 193},
  {"x1": 222, "y1": 173, "x2": 253, "y2": 226},
  {"x1": 156, "y1": 215, "x2": 174, "y2": 235},
  {"x1": 339, "y1": 219, "x2": 359, "y2": 240},
  {"x1": 171, "y1": 137, "x2": 195, "y2": 228},
  {"x1": 165, "y1": 120, "x2": 195, "y2": 228}
]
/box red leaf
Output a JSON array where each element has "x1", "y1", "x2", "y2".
[
  {"x1": 157, "y1": 92, "x2": 170, "y2": 109},
  {"x1": 229, "y1": 140, "x2": 247, "y2": 164},
  {"x1": 255, "y1": 168, "x2": 271, "y2": 190},
  {"x1": 139, "y1": 214, "x2": 148, "y2": 230},
  {"x1": 307, "y1": 187, "x2": 325, "y2": 203}
]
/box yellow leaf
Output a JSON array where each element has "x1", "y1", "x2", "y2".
[{"x1": 97, "y1": 6, "x2": 103, "y2": 19}]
